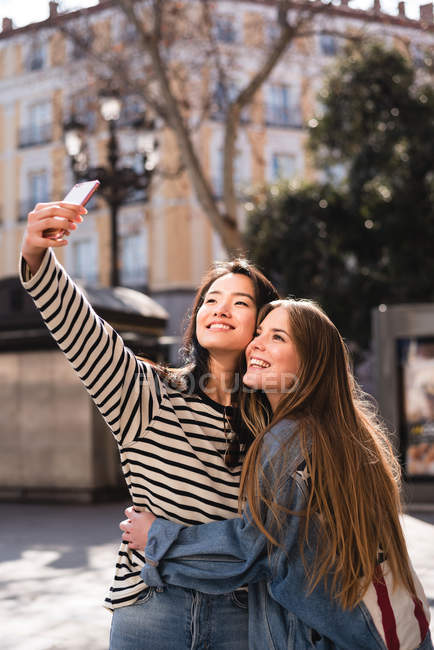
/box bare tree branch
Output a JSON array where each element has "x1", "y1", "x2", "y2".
[
  {"x1": 222, "y1": 0, "x2": 332, "y2": 223},
  {"x1": 58, "y1": 0, "x2": 359, "y2": 255},
  {"x1": 118, "y1": 0, "x2": 245, "y2": 253}
]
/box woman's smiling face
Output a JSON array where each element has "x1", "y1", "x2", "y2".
[
  {"x1": 243, "y1": 306, "x2": 300, "y2": 411},
  {"x1": 196, "y1": 273, "x2": 257, "y2": 357}
]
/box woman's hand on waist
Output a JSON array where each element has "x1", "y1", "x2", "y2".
[{"x1": 120, "y1": 506, "x2": 157, "y2": 550}]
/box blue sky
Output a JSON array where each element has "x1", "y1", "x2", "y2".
[{"x1": 0, "y1": 0, "x2": 426, "y2": 28}]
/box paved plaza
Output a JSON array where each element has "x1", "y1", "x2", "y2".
[{"x1": 0, "y1": 501, "x2": 433, "y2": 650}]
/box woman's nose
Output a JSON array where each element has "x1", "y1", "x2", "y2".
[
  {"x1": 252, "y1": 335, "x2": 266, "y2": 350},
  {"x1": 213, "y1": 301, "x2": 230, "y2": 317}
]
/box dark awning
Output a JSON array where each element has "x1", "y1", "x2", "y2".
[{"x1": 0, "y1": 276, "x2": 168, "y2": 355}]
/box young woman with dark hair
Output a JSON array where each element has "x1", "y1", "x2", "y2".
[
  {"x1": 122, "y1": 299, "x2": 432, "y2": 650},
  {"x1": 20, "y1": 200, "x2": 278, "y2": 650}
]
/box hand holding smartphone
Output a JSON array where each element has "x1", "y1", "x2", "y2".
[{"x1": 43, "y1": 180, "x2": 100, "y2": 240}]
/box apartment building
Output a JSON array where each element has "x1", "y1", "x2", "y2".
[{"x1": 0, "y1": 0, "x2": 433, "y2": 359}]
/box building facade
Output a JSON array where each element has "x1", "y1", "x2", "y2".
[{"x1": 0, "y1": 0, "x2": 433, "y2": 361}]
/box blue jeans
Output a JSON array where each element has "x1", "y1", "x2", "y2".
[{"x1": 109, "y1": 585, "x2": 249, "y2": 650}]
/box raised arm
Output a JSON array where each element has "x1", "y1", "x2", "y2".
[{"x1": 20, "y1": 202, "x2": 163, "y2": 447}]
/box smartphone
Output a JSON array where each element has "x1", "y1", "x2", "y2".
[{"x1": 43, "y1": 180, "x2": 100, "y2": 240}]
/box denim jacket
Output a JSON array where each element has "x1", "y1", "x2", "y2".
[{"x1": 142, "y1": 420, "x2": 432, "y2": 650}]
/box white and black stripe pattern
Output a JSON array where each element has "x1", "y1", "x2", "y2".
[{"x1": 20, "y1": 249, "x2": 244, "y2": 610}]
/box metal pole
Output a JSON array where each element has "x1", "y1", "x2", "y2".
[
  {"x1": 108, "y1": 119, "x2": 119, "y2": 287},
  {"x1": 110, "y1": 200, "x2": 120, "y2": 287}
]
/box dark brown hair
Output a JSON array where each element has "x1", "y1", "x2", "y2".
[{"x1": 155, "y1": 259, "x2": 278, "y2": 452}]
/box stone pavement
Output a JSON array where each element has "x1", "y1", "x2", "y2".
[{"x1": 0, "y1": 501, "x2": 433, "y2": 650}]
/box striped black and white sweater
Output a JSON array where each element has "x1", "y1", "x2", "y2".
[{"x1": 20, "y1": 249, "x2": 244, "y2": 611}]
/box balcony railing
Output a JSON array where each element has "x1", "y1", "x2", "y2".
[
  {"x1": 265, "y1": 105, "x2": 303, "y2": 129},
  {"x1": 18, "y1": 123, "x2": 52, "y2": 148}
]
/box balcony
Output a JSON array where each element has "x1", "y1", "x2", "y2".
[
  {"x1": 265, "y1": 105, "x2": 303, "y2": 129},
  {"x1": 26, "y1": 55, "x2": 45, "y2": 72},
  {"x1": 18, "y1": 123, "x2": 52, "y2": 148}
]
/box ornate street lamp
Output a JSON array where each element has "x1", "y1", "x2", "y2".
[{"x1": 64, "y1": 89, "x2": 158, "y2": 287}]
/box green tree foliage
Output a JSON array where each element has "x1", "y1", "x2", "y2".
[{"x1": 246, "y1": 42, "x2": 434, "y2": 353}]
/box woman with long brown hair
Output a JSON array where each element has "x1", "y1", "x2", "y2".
[
  {"x1": 20, "y1": 199, "x2": 278, "y2": 649},
  {"x1": 123, "y1": 299, "x2": 432, "y2": 649}
]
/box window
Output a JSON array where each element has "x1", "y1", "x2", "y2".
[
  {"x1": 18, "y1": 171, "x2": 49, "y2": 220},
  {"x1": 266, "y1": 21, "x2": 281, "y2": 45},
  {"x1": 120, "y1": 231, "x2": 148, "y2": 287},
  {"x1": 69, "y1": 94, "x2": 97, "y2": 131},
  {"x1": 119, "y1": 95, "x2": 145, "y2": 127},
  {"x1": 27, "y1": 42, "x2": 46, "y2": 71},
  {"x1": 69, "y1": 24, "x2": 93, "y2": 60},
  {"x1": 213, "y1": 81, "x2": 237, "y2": 119},
  {"x1": 29, "y1": 171, "x2": 49, "y2": 203},
  {"x1": 411, "y1": 44, "x2": 428, "y2": 69},
  {"x1": 215, "y1": 15, "x2": 237, "y2": 43},
  {"x1": 123, "y1": 21, "x2": 138, "y2": 43},
  {"x1": 19, "y1": 102, "x2": 51, "y2": 147},
  {"x1": 266, "y1": 85, "x2": 301, "y2": 128},
  {"x1": 212, "y1": 82, "x2": 248, "y2": 122},
  {"x1": 271, "y1": 154, "x2": 296, "y2": 181},
  {"x1": 325, "y1": 163, "x2": 346, "y2": 184},
  {"x1": 71, "y1": 239, "x2": 99, "y2": 284},
  {"x1": 319, "y1": 34, "x2": 338, "y2": 57}
]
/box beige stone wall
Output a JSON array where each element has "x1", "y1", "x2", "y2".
[
  {"x1": 247, "y1": 127, "x2": 266, "y2": 187},
  {"x1": 52, "y1": 89, "x2": 64, "y2": 143},
  {"x1": 49, "y1": 31, "x2": 66, "y2": 67},
  {"x1": 0, "y1": 48, "x2": 5, "y2": 80},
  {"x1": 13, "y1": 43, "x2": 23, "y2": 76},
  {"x1": 15, "y1": 223, "x2": 26, "y2": 259},
  {"x1": 0, "y1": 157, "x2": 4, "y2": 229},
  {"x1": 244, "y1": 11, "x2": 264, "y2": 48},
  {"x1": 13, "y1": 99, "x2": 20, "y2": 157},
  {"x1": 0, "y1": 350, "x2": 120, "y2": 494},
  {"x1": 93, "y1": 17, "x2": 112, "y2": 55},
  {"x1": 166, "y1": 204, "x2": 192, "y2": 286},
  {"x1": 51, "y1": 146, "x2": 65, "y2": 200},
  {"x1": 250, "y1": 88, "x2": 265, "y2": 126},
  {"x1": 0, "y1": 153, "x2": 5, "y2": 275},
  {"x1": 14, "y1": 147, "x2": 21, "y2": 219},
  {"x1": 0, "y1": 104, "x2": 4, "y2": 165},
  {"x1": 158, "y1": 128, "x2": 194, "y2": 286}
]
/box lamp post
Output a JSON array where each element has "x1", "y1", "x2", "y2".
[{"x1": 64, "y1": 90, "x2": 158, "y2": 287}]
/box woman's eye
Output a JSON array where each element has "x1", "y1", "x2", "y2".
[
  {"x1": 235, "y1": 300, "x2": 248, "y2": 307},
  {"x1": 205, "y1": 298, "x2": 216, "y2": 304},
  {"x1": 273, "y1": 334, "x2": 284, "y2": 342}
]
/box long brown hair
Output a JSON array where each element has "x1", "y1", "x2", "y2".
[{"x1": 240, "y1": 299, "x2": 417, "y2": 610}]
